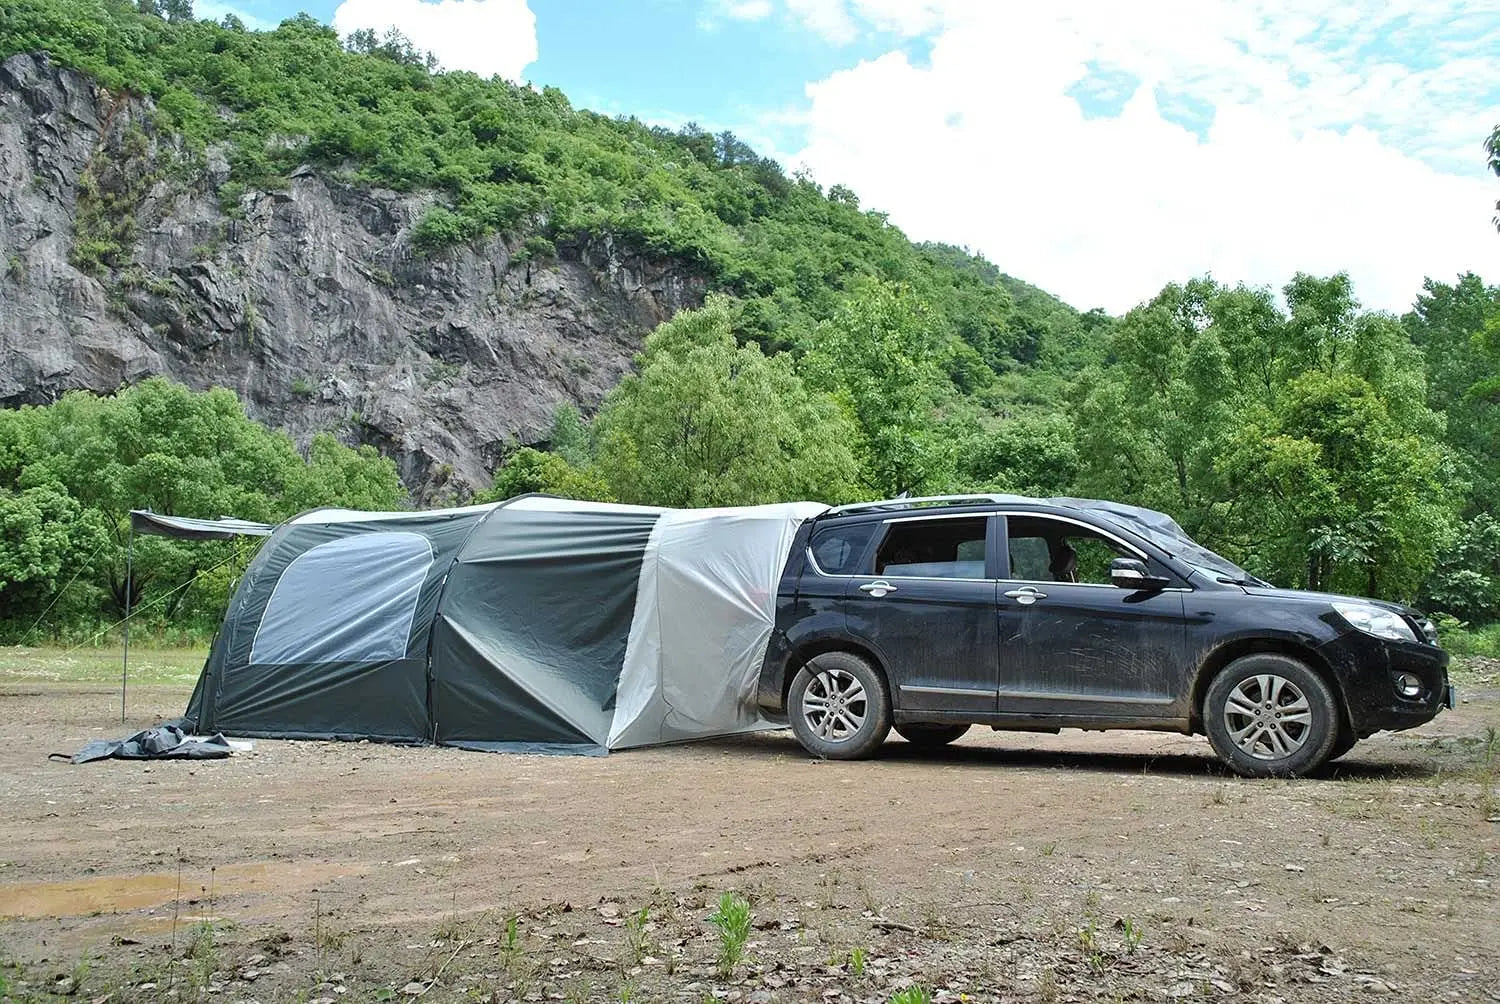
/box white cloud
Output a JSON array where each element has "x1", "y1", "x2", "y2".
[
  {"x1": 776, "y1": 1, "x2": 1500, "y2": 313},
  {"x1": 331, "y1": 0, "x2": 537, "y2": 80},
  {"x1": 721, "y1": 0, "x2": 774, "y2": 21},
  {"x1": 194, "y1": 0, "x2": 275, "y2": 30}
]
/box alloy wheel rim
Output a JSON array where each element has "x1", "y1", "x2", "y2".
[
  {"x1": 802, "y1": 668, "x2": 868, "y2": 742},
  {"x1": 1223, "y1": 673, "x2": 1313, "y2": 760}
]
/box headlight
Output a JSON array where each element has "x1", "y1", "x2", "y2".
[{"x1": 1332, "y1": 601, "x2": 1417, "y2": 643}]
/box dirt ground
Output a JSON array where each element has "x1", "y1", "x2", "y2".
[{"x1": 1, "y1": 651, "x2": 1498, "y2": 1004}]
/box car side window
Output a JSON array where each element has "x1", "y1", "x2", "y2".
[
  {"x1": 1005, "y1": 515, "x2": 1135, "y2": 585},
  {"x1": 873, "y1": 517, "x2": 988, "y2": 579},
  {"x1": 809, "y1": 522, "x2": 878, "y2": 575}
]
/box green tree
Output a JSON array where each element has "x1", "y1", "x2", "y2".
[
  {"x1": 1071, "y1": 279, "x2": 1236, "y2": 524},
  {"x1": 803, "y1": 282, "x2": 950, "y2": 497},
  {"x1": 593, "y1": 297, "x2": 859, "y2": 507},
  {"x1": 956, "y1": 413, "x2": 1079, "y2": 497},
  {"x1": 0, "y1": 485, "x2": 110, "y2": 628},
  {"x1": 1423, "y1": 514, "x2": 1500, "y2": 622},
  {"x1": 0, "y1": 379, "x2": 405, "y2": 639},
  {"x1": 1072, "y1": 273, "x2": 1458, "y2": 600},
  {"x1": 476, "y1": 447, "x2": 614, "y2": 503},
  {"x1": 1216, "y1": 371, "x2": 1455, "y2": 596}
]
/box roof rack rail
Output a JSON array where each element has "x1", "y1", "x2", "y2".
[{"x1": 825, "y1": 493, "x2": 1044, "y2": 516}]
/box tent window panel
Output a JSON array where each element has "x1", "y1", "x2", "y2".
[{"x1": 250, "y1": 532, "x2": 434, "y2": 665}]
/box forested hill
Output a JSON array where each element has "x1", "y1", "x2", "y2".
[
  {"x1": 0, "y1": 0, "x2": 1078, "y2": 490},
  {"x1": 2, "y1": 0, "x2": 1499, "y2": 645}
]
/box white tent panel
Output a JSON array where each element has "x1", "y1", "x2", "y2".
[{"x1": 608, "y1": 502, "x2": 827, "y2": 749}]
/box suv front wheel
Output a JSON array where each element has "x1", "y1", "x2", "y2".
[
  {"x1": 1204, "y1": 653, "x2": 1340, "y2": 778},
  {"x1": 788, "y1": 651, "x2": 892, "y2": 759}
]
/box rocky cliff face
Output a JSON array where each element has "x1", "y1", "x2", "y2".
[{"x1": 0, "y1": 53, "x2": 706, "y2": 499}]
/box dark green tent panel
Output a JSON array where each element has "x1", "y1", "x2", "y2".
[{"x1": 430, "y1": 504, "x2": 659, "y2": 753}]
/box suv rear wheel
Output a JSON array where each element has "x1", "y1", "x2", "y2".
[
  {"x1": 1204, "y1": 654, "x2": 1340, "y2": 778},
  {"x1": 788, "y1": 651, "x2": 891, "y2": 760},
  {"x1": 894, "y1": 723, "x2": 970, "y2": 748}
]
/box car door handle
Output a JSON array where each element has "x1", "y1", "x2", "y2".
[
  {"x1": 859, "y1": 580, "x2": 898, "y2": 597},
  {"x1": 1004, "y1": 587, "x2": 1047, "y2": 605}
]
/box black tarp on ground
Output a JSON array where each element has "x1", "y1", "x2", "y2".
[{"x1": 66, "y1": 725, "x2": 233, "y2": 763}]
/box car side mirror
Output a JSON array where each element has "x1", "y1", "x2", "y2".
[{"x1": 1110, "y1": 557, "x2": 1168, "y2": 591}]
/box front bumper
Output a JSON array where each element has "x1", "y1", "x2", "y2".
[{"x1": 1317, "y1": 630, "x2": 1451, "y2": 738}]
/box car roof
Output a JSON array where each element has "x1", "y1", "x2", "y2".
[{"x1": 818, "y1": 494, "x2": 1078, "y2": 521}]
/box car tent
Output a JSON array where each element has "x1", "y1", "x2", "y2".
[{"x1": 179, "y1": 496, "x2": 826, "y2": 754}]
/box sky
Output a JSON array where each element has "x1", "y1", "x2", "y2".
[{"x1": 197, "y1": 0, "x2": 1500, "y2": 315}]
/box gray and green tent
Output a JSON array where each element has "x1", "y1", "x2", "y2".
[{"x1": 181, "y1": 496, "x2": 825, "y2": 754}]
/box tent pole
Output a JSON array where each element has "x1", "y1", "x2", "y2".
[{"x1": 122, "y1": 524, "x2": 133, "y2": 724}]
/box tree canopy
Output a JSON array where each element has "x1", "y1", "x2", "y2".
[{"x1": 0, "y1": 379, "x2": 404, "y2": 640}]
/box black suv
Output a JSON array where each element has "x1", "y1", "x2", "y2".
[{"x1": 756, "y1": 495, "x2": 1454, "y2": 777}]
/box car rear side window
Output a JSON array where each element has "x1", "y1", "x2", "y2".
[
  {"x1": 809, "y1": 522, "x2": 878, "y2": 575},
  {"x1": 874, "y1": 517, "x2": 989, "y2": 579}
]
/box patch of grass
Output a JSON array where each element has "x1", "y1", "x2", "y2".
[
  {"x1": 889, "y1": 987, "x2": 933, "y2": 1004},
  {"x1": 707, "y1": 892, "x2": 752, "y2": 978},
  {"x1": 0, "y1": 645, "x2": 207, "y2": 686},
  {"x1": 1439, "y1": 623, "x2": 1500, "y2": 661},
  {"x1": 624, "y1": 905, "x2": 651, "y2": 966}
]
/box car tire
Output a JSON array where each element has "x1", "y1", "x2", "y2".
[
  {"x1": 788, "y1": 651, "x2": 891, "y2": 760},
  {"x1": 1203, "y1": 654, "x2": 1340, "y2": 778},
  {"x1": 894, "y1": 723, "x2": 970, "y2": 748}
]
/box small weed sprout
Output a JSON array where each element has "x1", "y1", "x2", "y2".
[
  {"x1": 1119, "y1": 916, "x2": 1144, "y2": 954},
  {"x1": 503, "y1": 913, "x2": 521, "y2": 954},
  {"x1": 849, "y1": 945, "x2": 867, "y2": 976},
  {"x1": 889, "y1": 987, "x2": 933, "y2": 1004},
  {"x1": 625, "y1": 905, "x2": 651, "y2": 965},
  {"x1": 707, "y1": 892, "x2": 752, "y2": 978},
  {"x1": 1039, "y1": 841, "x2": 1057, "y2": 856}
]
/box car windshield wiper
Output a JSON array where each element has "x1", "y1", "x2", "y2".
[{"x1": 1214, "y1": 573, "x2": 1272, "y2": 587}]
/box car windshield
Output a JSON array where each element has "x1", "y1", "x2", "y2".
[{"x1": 1051, "y1": 499, "x2": 1267, "y2": 586}]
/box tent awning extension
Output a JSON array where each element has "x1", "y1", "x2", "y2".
[{"x1": 130, "y1": 510, "x2": 276, "y2": 540}]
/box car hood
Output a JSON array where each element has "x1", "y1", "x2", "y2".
[{"x1": 1239, "y1": 586, "x2": 1424, "y2": 619}]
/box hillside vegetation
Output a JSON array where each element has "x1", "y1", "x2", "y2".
[{"x1": 1, "y1": 0, "x2": 1498, "y2": 644}]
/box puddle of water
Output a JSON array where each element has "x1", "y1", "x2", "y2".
[{"x1": 0, "y1": 861, "x2": 361, "y2": 920}]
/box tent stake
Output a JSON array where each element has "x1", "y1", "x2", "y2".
[{"x1": 122, "y1": 524, "x2": 133, "y2": 724}]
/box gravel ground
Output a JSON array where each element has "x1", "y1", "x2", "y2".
[{"x1": 1, "y1": 655, "x2": 1497, "y2": 1003}]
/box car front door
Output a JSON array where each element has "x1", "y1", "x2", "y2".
[
  {"x1": 994, "y1": 513, "x2": 1191, "y2": 721},
  {"x1": 844, "y1": 514, "x2": 998, "y2": 717}
]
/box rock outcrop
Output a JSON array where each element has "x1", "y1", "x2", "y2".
[{"x1": 0, "y1": 53, "x2": 706, "y2": 498}]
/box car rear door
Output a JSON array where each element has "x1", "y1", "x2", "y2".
[
  {"x1": 994, "y1": 513, "x2": 1191, "y2": 720},
  {"x1": 843, "y1": 513, "x2": 999, "y2": 716}
]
